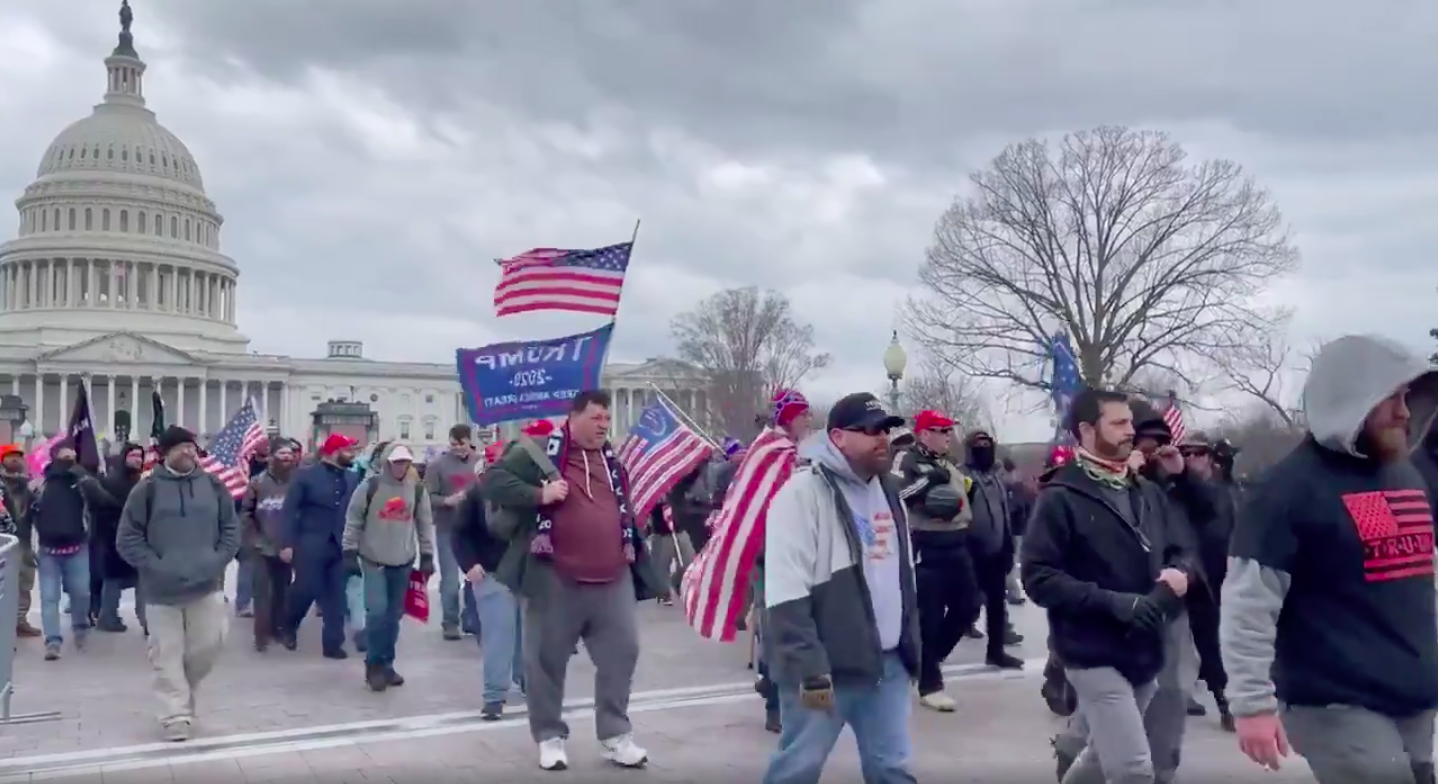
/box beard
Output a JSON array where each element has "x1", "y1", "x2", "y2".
[{"x1": 1093, "y1": 433, "x2": 1133, "y2": 461}]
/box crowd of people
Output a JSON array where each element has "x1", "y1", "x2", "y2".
[{"x1": 1, "y1": 331, "x2": 1436, "y2": 783}]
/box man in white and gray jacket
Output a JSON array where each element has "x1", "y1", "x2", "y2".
[{"x1": 761, "y1": 392, "x2": 920, "y2": 784}]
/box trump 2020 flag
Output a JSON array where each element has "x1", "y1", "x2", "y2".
[{"x1": 617, "y1": 396, "x2": 713, "y2": 521}]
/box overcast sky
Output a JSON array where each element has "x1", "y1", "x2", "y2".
[{"x1": 1, "y1": 1, "x2": 1434, "y2": 442}]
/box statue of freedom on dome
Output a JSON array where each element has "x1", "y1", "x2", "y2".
[{"x1": 120, "y1": 0, "x2": 133, "y2": 34}]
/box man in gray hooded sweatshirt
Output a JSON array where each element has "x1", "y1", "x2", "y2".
[
  {"x1": 762, "y1": 392, "x2": 920, "y2": 784},
  {"x1": 117, "y1": 425, "x2": 240, "y2": 743},
  {"x1": 1222, "y1": 335, "x2": 1438, "y2": 784}
]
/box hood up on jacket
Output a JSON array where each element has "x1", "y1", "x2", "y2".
[
  {"x1": 1302, "y1": 334, "x2": 1438, "y2": 458},
  {"x1": 379, "y1": 442, "x2": 420, "y2": 483},
  {"x1": 799, "y1": 432, "x2": 868, "y2": 486}
]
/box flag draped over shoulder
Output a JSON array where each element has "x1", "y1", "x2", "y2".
[{"x1": 681, "y1": 427, "x2": 797, "y2": 642}]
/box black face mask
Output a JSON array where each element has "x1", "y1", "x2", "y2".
[
  {"x1": 969, "y1": 444, "x2": 996, "y2": 471},
  {"x1": 52, "y1": 457, "x2": 76, "y2": 471}
]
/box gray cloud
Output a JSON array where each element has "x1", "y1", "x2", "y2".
[{"x1": 1, "y1": 0, "x2": 1436, "y2": 442}]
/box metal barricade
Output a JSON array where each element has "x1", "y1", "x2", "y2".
[
  {"x1": 0, "y1": 534, "x2": 20, "y2": 722},
  {"x1": 0, "y1": 534, "x2": 62, "y2": 726}
]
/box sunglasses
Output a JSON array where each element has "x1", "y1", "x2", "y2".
[
  {"x1": 927, "y1": 427, "x2": 953, "y2": 435},
  {"x1": 843, "y1": 425, "x2": 893, "y2": 437},
  {"x1": 1179, "y1": 448, "x2": 1210, "y2": 458}
]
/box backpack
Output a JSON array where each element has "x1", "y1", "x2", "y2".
[{"x1": 361, "y1": 475, "x2": 424, "y2": 517}]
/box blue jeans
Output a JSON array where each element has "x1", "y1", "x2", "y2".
[
  {"x1": 345, "y1": 575, "x2": 366, "y2": 631},
  {"x1": 99, "y1": 578, "x2": 146, "y2": 629},
  {"x1": 471, "y1": 578, "x2": 523, "y2": 704},
  {"x1": 39, "y1": 547, "x2": 92, "y2": 646},
  {"x1": 362, "y1": 563, "x2": 410, "y2": 667},
  {"x1": 234, "y1": 554, "x2": 254, "y2": 612},
  {"x1": 763, "y1": 653, "x2": 917, "y2": 784},
  {"x1": 436, "y1": 533, "x2": 479, "y2": 630}
]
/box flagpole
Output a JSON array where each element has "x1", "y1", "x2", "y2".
[
  {"x1": 629, "y1": 218, "x2": 641, "y2": 247},
  {"x1": 646, "y1": 382, "x2": 721, "y2": 449}
]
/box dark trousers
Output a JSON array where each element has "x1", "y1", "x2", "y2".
[
  {"x1": 1187, "y1": 587, "x2": 1227, "y2": 697},
  {"x1": 285, "y1": 545, "x2": 346, "y2": 653},
  {"x1": 914, "y1": 540, "x2": 982, "y2": 695},
  {"x1": 970, "y1": 545, "x2": 1011, "y2": 660},
  {"x1": 251, "y1": 551, "x2": 293, "y2": 644}
]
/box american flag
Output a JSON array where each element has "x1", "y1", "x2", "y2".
[
  {"x1": 493, "y1": 243, "x2": 632, "y2": 318},
  {"x1": 201, "y1": 399, "x2": 267, "y2": 498},
  {"x1": 617, "y1": 396, "x2": 713, "y2": 521},
  {"x1": 681, "y1": 427, "x2": 797, "y2": 642},
  {"x1": 1160, "y1": 391, "x2": 1187, "y2": 444}
]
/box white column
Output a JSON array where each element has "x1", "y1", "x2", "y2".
[
  {"x1": 58, "y1": 374, "x2": 68, "y2": 427},
  {"x1": 89, "y1": 261, "x2": 99, "y2": 307},
  {"x1": 151, "y1": 376, "x2": 162, "y2": 435},
  {"x1": 104, "y1": 374, "x2": 115, "y2": 437},
  {"x1": 131, "y1": 376, "x2": 140, "y2": 438},
  {"x1": 9, "y1": 376, "x2": 16, "y2": 395},
  {"x1": 109, "y1": 260, "x2": 119, "y2": 308},
  {"x1": 176, "y1": 377, "x2": 186, "y2": 428},
  {"x1": 277, "y1": 382, "x2": 286, "y2": 435},
  {"x1": 126, "y1": 261, "x2": 137, "y2": 309},
  {"x1": 218, "y1": 379, "x2": 228, "y2": 427},
  {"x1": 198, "y1": 378, "x2": 209, "y2": 437},
  {"x1": 33, "y1": 374, "x2": 43, "y2": 437}
]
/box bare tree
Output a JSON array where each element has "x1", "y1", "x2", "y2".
[
  {"x1": 1212, "y1": 405, "x2": 1305, "y2": 477},
  {"x1": 672, "y1": 287, "x2": 832, "y2": 438},
  {"x1": 898, "y1": 354, "x2": 988, "y2": 433},
  {"x1": 1212, "y1": 332, "x2": 1314, "y2": 428},
  {"x1": 907, "y1": 126, "x2": 1299, "y2": 396}
]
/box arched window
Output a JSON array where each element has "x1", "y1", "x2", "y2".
[
  {"x1": 119, "y1": 210, "x2": 129, "y2": 232},
  {"x1": 121, "y1": 148, "x2": 128, "y2": 162},
  {"x1": 106, "y1": 146, "x2": 114, "y2": 161},
  {"x1": 84, "y1": 208, "x2": 93, "y2": 230},
  {"x1": 52, "y1": 209, "x2": 59, "y2": 230},
  {"x1": 184, "y1": 219, "x2": 191, "y2": 241},
  {"x1": 40, "y1": 210, "x2": 47, "y2": 231},
  {"x1": 138, "y1": 212, "x2": 146, "y2": 234},
  {"x1": 79, "y1": 148, "x2": 87, "y2": 159},
  {"x1": 170, "y1": 216, "x2": 178, "y2": 238},
  {"x1": 68, "y1": 208, "x2": 76, "y2": 230},
  {"x1": 102, "y1": 209, "x2": 111, "y2": 231}
]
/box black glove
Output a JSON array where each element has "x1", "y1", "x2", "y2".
[
  {"x1": 419, "y1": 553, "x2": 435, "y2": 577},
  {"x1": 923, "y1": 465, "x2": 952, "y2": 485},
  {"x1": 1148, "y1": 581, "x2": 1184, "y2": 617},
  {"x1": 1110, "y1": 591, "x2": 1166, "y2": 635},
  {"x1": 342, "y1": 550, "x2": 362, "y2": 577}
]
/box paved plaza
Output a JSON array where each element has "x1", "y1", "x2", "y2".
[{"x1": 0, "y1": 574, "x2": 1314, "y2": 783}]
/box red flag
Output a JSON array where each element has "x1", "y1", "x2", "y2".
[{"x1": 681, "y1": 428, "x2": 797, "y2": 642}]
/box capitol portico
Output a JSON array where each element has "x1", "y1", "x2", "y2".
[{"x1": 0, "y1": 6, "x2": 706, "y2": 455}]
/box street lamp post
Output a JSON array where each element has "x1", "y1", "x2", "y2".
[{"x1": 882, "y1": 330, "x2": 907, "y2": 415}]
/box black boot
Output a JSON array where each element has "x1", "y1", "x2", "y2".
[
  {"x1": 1413, "y1": 762, "x2": 1435, "y2": 784},
  {"x1": 365, "y1": 663, "x2": 389, "y2": 692},
  {"x1": 1214, "y1": 693, "x2": 1235, "y2": 732},
  {"x1": 1186, "y1": 696, "x2": 1208, "y2": 716}
]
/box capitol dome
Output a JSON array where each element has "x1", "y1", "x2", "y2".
[{"x1": 0, "y1": 5, "x2": 248, "y2": 355}]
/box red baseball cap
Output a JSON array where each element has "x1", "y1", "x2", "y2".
[
  {"x1": 521, "y1": 419, "x2": 556, "y2": 438},
  {"x1": 913, "y1": 410, "x2": 955, "y2": 432},
  {"x1": 319, "y1": 434, "x2": 359, "y2": 456}
]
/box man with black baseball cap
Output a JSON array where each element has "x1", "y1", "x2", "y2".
[{"x1": 762, "y1": 392, "x2": 922, "y2": 784}]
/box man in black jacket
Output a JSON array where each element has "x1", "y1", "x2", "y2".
[
  {"x1": 1022, "y1": 388, "x2": 1193, "y2": 784},
  {"x1": 1222, "y1": 335, "x2": 1438, "y2": 783},
  {"x1": 894, "y1": 408, "x2": 983, "y2": 712},
  {"x1": 79, "y1": 444, "x2": 146, "y2": 634},
  {"x1": 29, "y1": 440, "x2": 94, "y2": 660},
  {"x1": 963, "y1": 429, "x2": 1026, "y2": 669},
  {"x1": 453, "y1": 480, "x2": 524, "y2": 721}
]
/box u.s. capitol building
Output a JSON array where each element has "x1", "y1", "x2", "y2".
[{"x1": 0, "y1": 9, "x2": 707, "y2": 454}]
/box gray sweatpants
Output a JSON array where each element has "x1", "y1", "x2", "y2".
[
  {"x1": 1058, "y1": 615, "x2": 1197, "y2": 784},
  {"x1": 522, "y1": 569, "x2": 640, "y2": 744},
  {"x1": 1284, "y1": 704, "x2": 1436, "y2": 784}
]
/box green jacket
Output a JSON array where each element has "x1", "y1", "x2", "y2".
[{"x1": 482, "y1": 439, "x2": 661, "y2": 603}]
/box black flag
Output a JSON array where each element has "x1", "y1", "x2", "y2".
[
  {"x1": 150, "y1": 389, "x2": 165, "y2": 444},
  {"x1": 66, "y1": 380, "x2": 102, "y2": 474}
]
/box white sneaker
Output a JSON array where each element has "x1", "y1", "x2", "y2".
[
  {"x1": 600, "y1": 733, "x2": 649, "y2": 768},
  {"x1": 919, "y1": 691, "x2": 957, "y2": 712},
  {"x1": 538, "y1": 737, "x2": 568, "y2": 771}
]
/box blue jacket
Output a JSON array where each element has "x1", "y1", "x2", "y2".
[{"x1": 281, "y1": 461, "x2": 360, "y2": 552}]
